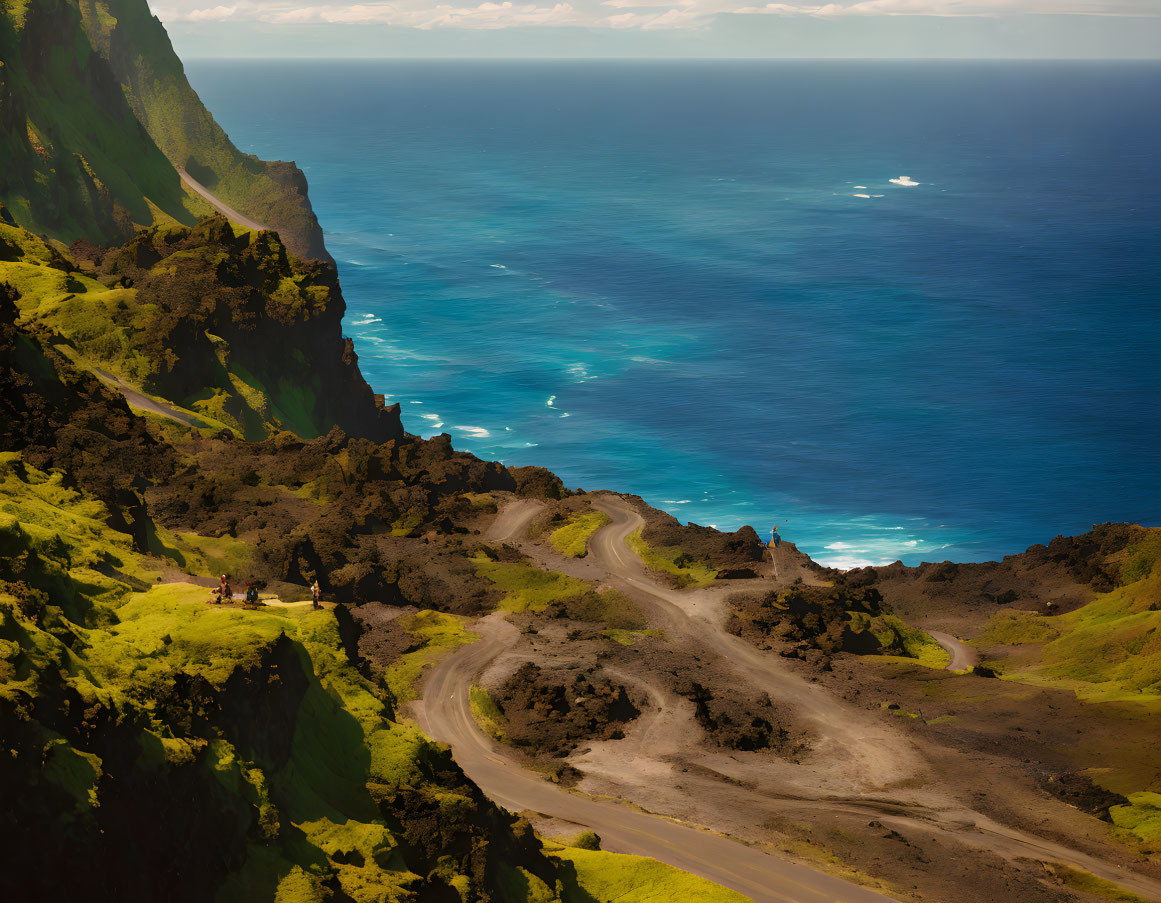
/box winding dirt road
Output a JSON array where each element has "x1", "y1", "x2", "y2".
[
  {"x1": 416, "y1": 614, "x2": 896, "y2": 903},
  {"x1": 928, "y1": 630, "x2": 980, "y2": 672},
  {"x1": 418, "y1": 495, "x2": 1161, "y2": 903}
]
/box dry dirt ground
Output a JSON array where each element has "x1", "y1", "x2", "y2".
[{"x1": 393, "y1": 494, "x2": 1161, "y2": 903}]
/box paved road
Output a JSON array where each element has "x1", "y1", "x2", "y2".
[
  {"x1": 928, "y1": 630, "x2": 980, "y2": 671},
  {"x1": 179, "y1": 169, "x2": 267, "y2": 232}
]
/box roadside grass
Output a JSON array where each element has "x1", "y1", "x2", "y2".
[
  {"x1": 626, "y1": 528, "x2": 716, "y2": 588},
  {"x1": 551, "y1": 847, "x2": 750, "y2": 903},
  {"x1": 1111, "y1": 793, "x2": 1161, "y2": 846},
  {"x1": 563, "y1": 588, "x2": 648, "y2": 631},
  {"x1": 463, "y1": 492, "x2": 497, "y2": 512},
  {"x1": 469, "y1": 685, "x2": 509, "y2": 743},
  {"x1": 472, "y1": 555, "x2": 589, "y2": 613},
  {"x1": 549, "y1": 511, "x2": 609, "y2": 559},
  {"x1": 867, "y1": 615, "x2": 951, "y2": 669},
  {"x1": 382, "y1": 610, "x2": 477, "y2": 705},
  {"x1": 603, "y1": 628, "x2": 665, "y2": 646},
  {"x1": 1053, "y1": 865, "x2": 1153, "y2": 903}
]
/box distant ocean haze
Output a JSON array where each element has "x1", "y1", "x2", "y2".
[{"x1": 187, "y1": 60, "x2": 1161, "y2": 567}]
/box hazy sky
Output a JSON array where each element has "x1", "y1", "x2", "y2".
[{"x1": 153, "y1": 0, "x2": 1161, "y2": 58}]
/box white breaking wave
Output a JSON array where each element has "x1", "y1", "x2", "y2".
[
  {"x1": 454, "y1": 425, "x2": 491, "y2": 439},
  {"x1": 853, "y1": 193, "x2": 871, "y2": 199},
  {"x1": 546, "y1": 395, "x2": 556, "y2": 408},
  {"x1": 821, "y1": 555, "x2": 895, "y2": 571},
  {"x1": 889, "y1": 175, "x2": 920, "y2": 186},
  {"x1": 854, "y1": 185, "x2": 867, "y2": 189},
  {"x1": 490, "y1": 264, "x2": 507, "y2": 269}
]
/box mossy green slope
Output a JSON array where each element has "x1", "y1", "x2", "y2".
[
  {"x1": 0, "y1": 456, "x2": 556, "y2": 901},
  {"x1": 0, "y1": 0, "x2": 203, "y2": 241},
  {"x1": 0, "y1": 448, "x2": 740, "y2": 902},
  {"x1": 978, "y1": 529, "x2": 1161, "y2": 702},
  {"x1": 549, "y1": 511, "x2": 609, "y2": 558}
]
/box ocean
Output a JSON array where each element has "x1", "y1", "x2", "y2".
[{"x1": 186, "y1": 61, "x2": 1161, "y2": 568}]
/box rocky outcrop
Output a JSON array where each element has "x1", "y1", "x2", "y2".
[
  {"x1": 69, "y1": 216, "x2": 401, "y2": 442},
  {"x1": 495, "y1": 662, "x2": 643, "y2": 757}
]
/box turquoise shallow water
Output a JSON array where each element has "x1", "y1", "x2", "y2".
[{"x1": 188, "y1": 61, "x2": 1161, "y2": 567}]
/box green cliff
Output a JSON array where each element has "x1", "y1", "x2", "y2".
[
  {"x1": 76, "y1": 0, "x2": 329, "y2": 260},
  {"x1": 0, "y1": 0, "x2": 202, "y2": 241},
  {"x1": 1, "y1": 0, "x2": 327, "y2": 258}
]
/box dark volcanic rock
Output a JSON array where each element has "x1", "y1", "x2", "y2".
[{"x1": 495, "y1": 662, "x2": 643, "y2": 757}]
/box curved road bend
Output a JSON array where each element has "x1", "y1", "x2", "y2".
[
  {"x1": 415, "y1": 615, "x2": 896, "y2": 903},
  {"x1": 474, "y1": 496, "x2": 1161, "y2": 902},
  {"x1": 927, "y1": 631, "x2": 980, "y2": 672}
]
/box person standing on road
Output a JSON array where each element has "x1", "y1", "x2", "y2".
[{"x1": 311, "y1": 579, "x2": 322, "y2": 610}]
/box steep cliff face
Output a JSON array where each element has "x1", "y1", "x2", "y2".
[
  {"x1": 2, "y1": 210, "x2": 401, "y2": 443},
  {"x1": 0, "y1": 0, "x2": 199, "y2": 241},
  {"x1": 76, "y1": 0, "x2": 330, "y2": 260},
  {"x1": 0, "y1": 0, "x2": 328, "y2": 259}
]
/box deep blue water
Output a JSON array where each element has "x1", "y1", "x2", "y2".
[{"x1": 187, "y1": 61, "x2": 1161, "y2": 568}]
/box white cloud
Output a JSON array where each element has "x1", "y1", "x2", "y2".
[
  {"x1": 184, "y1": 4, "x2": 238, "y2": 18},
  {"x1": 153, "y1": 0, "x2": 1161, "y2": 28}
]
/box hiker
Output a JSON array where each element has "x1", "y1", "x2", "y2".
[
  {"x1": 244, "y1": 582, "x2": 260, "y2": 606},
  {"x1": 311, "y1": 579, "x2": 321, "y2": 610},
  {"x1": 770, "y1": 525, "x2": 781, "y2": 548},
  {"x1": 208, "y1": 574, "x2": 232, "y2": 604}
]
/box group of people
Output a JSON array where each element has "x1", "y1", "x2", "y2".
[
  {"x1": 207, "y1": 575, "x2": 260, "y2": 605},
  {"x1": 206, "y1": 574, "x2": 324, "y2": 609}
]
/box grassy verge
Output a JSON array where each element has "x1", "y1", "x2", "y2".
[
  {"x1": 1111, "y1": 793, "x2": 1161, "y2": 847},
  {"x1": 1053, "y1": 865, "x2": 1152, "y2": 903},
  {"x1": 383, "y1": 610, "x2": 478, "y2": 704},
  {"x1": 549, "y1": 511, "x2": 610, "y2": 558},
  {"x1": 551, "y1": 847, "x2": 750, "y2": 903},
  {"x1": 463, "y1": 492, "x2": 497, "y2": 512},
  {"x1": 604, "y1": 628, "x2": 664, "y2": 646},
  {"x1": 627, "y1": 528, "x2": 716, "y2": 588},
  {"x1": 865, "y1": 615, "x2": 951, "y2": 669},
  {"x1": 470, "y1": 685, "x2": 509, "y2": 743}
]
